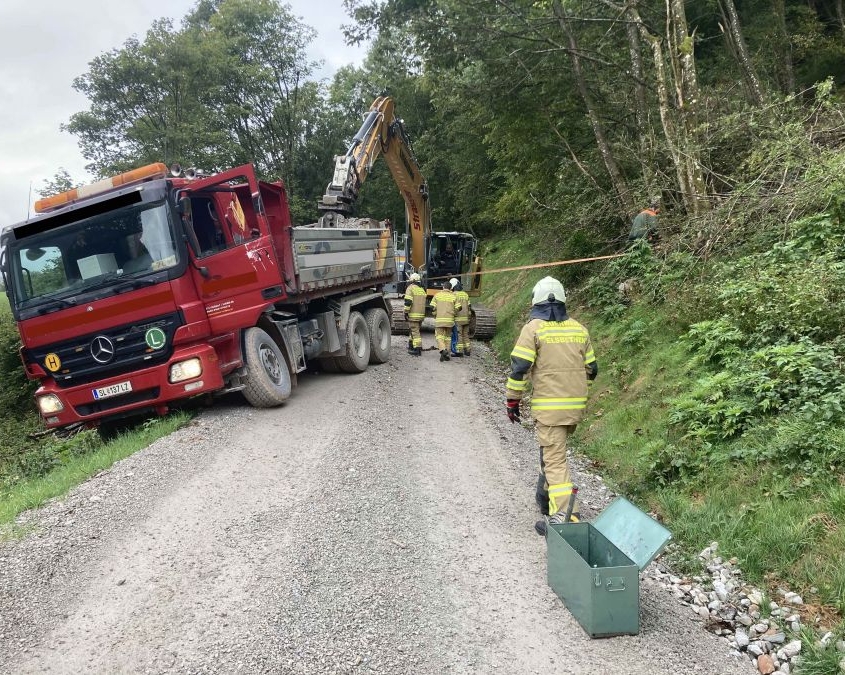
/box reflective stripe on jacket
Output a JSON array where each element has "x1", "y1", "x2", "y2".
[
  {"x1": 430, "y1": 290, "x2": 461, "y2": 327},
  {"x1": 506, "y1": 317, "x2": 596, "y2": 426},
  {"x1": 454, "y1": 290, "x2": 470, "y2": 325},
  {"x1": 403, "y1": 283, "x2": 427, "y2": 320}
]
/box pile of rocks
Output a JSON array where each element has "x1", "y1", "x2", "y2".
[{"x1": 648, "y1": 542, "x2": 845, "y2": 674}]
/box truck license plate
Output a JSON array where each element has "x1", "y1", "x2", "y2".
[{"x1": 92, "y1": 381, "x2": 133, "y2": 400}]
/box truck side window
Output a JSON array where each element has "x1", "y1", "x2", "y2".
[{"x1": 191, "y1": 197, "x2": 229, "y2": 256}]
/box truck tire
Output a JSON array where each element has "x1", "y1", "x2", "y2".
[
  {"x1": 242, "y1": 327, "x2": 292, "y2": 407},
  {"x1": 364, "y1": 307, "x2": 391, "y2": 364},
  {"x1": 336, "y1": 311, "x2": 371, "y2": 373}
]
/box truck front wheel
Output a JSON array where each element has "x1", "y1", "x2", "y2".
[
  {"x1": 336, "y1": 311, "x2": 371, "y2": 373},
  {"x1": 364, "y1": 307, "x2": 391, "y2": 364},
  {"x1": 242, "y1": 327, "x2": 292, "y2": 407}
]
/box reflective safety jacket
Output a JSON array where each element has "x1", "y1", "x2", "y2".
[
  {"x1": 403, "y1": 282, "x2": 427, "y2": 321},
  {"x1": 506, "y1": 315, "x2": 597, "y2": 426},
  {"x1": 430, "y1": 290, "x2": 461, "y2": 328},
  {"x1": 454, "y1": 290, "x2": 470, "y2": 325}
]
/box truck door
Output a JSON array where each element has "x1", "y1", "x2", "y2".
[{"x1": 179, "y1": 170, "x2": 285, "y2": 332}]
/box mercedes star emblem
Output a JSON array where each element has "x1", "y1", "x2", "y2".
[{"x1": 90, "y1": 336, "x2": 116, "y2": 364}]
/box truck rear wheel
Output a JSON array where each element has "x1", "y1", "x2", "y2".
[
  {"x1": 364, "y1": 307, "x2": 391, "y2": 364},
  {"x1": 242, "y1": 327, "x2": 292, "y2": 407},
  {"x1": 336, "y1": 311, "x2": 371, "y2": 373}
]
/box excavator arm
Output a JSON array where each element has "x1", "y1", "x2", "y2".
[{"x1": 318, "y1": 96, "x2": 431, "y2": 271}]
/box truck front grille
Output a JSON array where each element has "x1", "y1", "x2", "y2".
[{"x1": 26, "y1": 312, "x2": 183, "y2": 388}]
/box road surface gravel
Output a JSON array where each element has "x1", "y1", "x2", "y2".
[{"x1": 0, "y1": 337, "x2": 753, "y2": 674}]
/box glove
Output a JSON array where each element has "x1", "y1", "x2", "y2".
[{"x1": 506, "y1": 399, "x2": 521, "y2": 424}]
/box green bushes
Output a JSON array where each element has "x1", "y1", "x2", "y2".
[{"x1": 0, "y1": 303, "x2": 108, "y2": 493}]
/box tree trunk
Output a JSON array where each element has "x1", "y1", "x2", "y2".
[
  {"x1": 772, "y1": 0, "x2": 796, "y2": 93},
  {"x1": 665, "y1": 0, "x2": 710, "y2": 215},
  {"x1": 551, "y1": 0, "x2": 635, "y2": 219},
  {"x1": 718, "y1": 0, "x2": 765, "y2": 104},
  {"x1": 625, "y1": 6, "x2": 654, "y2": 185},
  {"x1": 836, "y1": 0, "x2": 845, "y2": 31}
]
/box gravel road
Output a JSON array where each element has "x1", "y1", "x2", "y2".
[{"x1": 0, "y1": 336, "x2": 753, "y2": 675}]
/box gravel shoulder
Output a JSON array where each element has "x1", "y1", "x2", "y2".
[{"x1": 0, "y1": 336, "x2": 753, "y2": 674}]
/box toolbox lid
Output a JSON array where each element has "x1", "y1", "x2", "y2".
[{"x1": 592, "y1": 497, "x2": 672, "y2": 571}]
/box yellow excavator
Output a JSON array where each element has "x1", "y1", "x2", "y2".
[{"x1": 318, "y1": 96, "x2": 496, "y2": 339}]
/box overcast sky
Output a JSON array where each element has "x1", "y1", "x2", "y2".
[{"x1": 0, "y1": 0, "x2": 367, "y2": 229}]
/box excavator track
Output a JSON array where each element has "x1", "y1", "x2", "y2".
[
  {"x1": 390, "y1": 299, "x2": 410, "y2": 335},
  {"x1": 469, "y1": 305, "x2": 497, "y2": 341}
]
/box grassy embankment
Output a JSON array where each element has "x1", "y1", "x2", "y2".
[
  {"x1": 479, "y1": 230, "x2": 845, "y2": 671},
  {"x1": 0, "y1": 293, "x2": 191, "y2": 531}
]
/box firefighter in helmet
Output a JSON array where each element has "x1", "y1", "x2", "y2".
[
  {"x1": 403, "y1": 272, "x2": 426, "y2": 356},
  {"x1": 505, "y1": 276, "x2": 597, "y2": 536},
  {"x1": 449, "y1": 277, "x2": 471, "y2": 357},
  {"x1": 430, "y1": 280, "x2": 462, "y2": 362}
]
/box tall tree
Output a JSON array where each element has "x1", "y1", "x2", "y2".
[
  {"x1": 718, "y1": 0, "x2": 765, "y2": 104},
  {"x1": 64, "y1": 0, "x2": 319, "y2": 193}
]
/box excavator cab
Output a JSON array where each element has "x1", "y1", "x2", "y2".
[{"x1": 427, "y1": 232, "x2": 479, "y2": 292}]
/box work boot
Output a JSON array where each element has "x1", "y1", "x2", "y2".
[
  {"x1": 535, "y1": 512, "x2": 581, "y2": 537},
  {"x1": 452, "y1": 352, "x2": 463, "y2": 358},
  {"x1": 440, "y1": 350, "x2": 450, "y2": 362},
  {"x1": 412, "y1": 347, "x2": 422, "y2": 356}
]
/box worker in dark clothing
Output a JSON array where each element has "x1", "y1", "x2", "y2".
[
  {"x1": 505, "y1": 276, "x2": 598, "y2": 536},
  {"x1": 628, "y1": 197, "x2": 660, "y2": 243}
]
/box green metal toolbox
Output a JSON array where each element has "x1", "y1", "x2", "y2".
[{"x1": 546, "y1": 497, "x2": 672, "y2": 638}]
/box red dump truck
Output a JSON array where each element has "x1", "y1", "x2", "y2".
[{"x1": 0, "y1": 163, "x2": 396, "y2": 429}]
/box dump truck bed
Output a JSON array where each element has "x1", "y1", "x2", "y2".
[{"x1": 290, "y1": 220, "x2": 396, "y2": 299}]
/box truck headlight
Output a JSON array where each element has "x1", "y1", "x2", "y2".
[
  {"x1": 169, "y1": 358, "x2": 202, "y2": 383},
  {"x1": 37, "y1": 394, "x2": 64, "y2": 415}
]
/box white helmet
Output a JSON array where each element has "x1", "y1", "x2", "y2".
[
  {"x1": 532, "y1": 276, "x2": 566, "y2": 305},
  {"x1": 408, "y1": 272, "x2": 421, "y2": 282},
  {"x1": 449, "y1": 277, "x2": 459, "y2": 290}
]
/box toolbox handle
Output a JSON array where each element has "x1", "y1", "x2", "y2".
[{"x1": 605, "y1": 577, "x2": 626, "y2": 592}]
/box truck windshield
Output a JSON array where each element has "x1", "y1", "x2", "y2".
[{"x1": 9, "y1": 200, "x2": 179, "y2": 309}]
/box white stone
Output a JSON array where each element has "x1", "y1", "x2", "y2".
[
  {"x1": 713, "y1": 581, "x2": 729, "y2": 602},
  {"x1": 735, "y1": 630, "x2": 750, "y2": 649},
  {"x1": 781, "y1": 640, "x2": 802, "y2": 658},
  {"x1": 748, "y1": 644, "x2": 765, "y2": 657},
  {"x1": 748, "y1": 590, "x2": 764, "y2": 605}
]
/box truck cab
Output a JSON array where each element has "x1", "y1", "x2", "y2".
[{"x1": 2, "y1": 163, "x2": 395, "y2": 429}]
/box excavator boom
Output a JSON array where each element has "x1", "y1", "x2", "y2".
[
  {"x1": 319, "y1": 96, "x2": 430, "y2": 270},
  {"x1": 319, "y1": 96, "x2": 497, "y2": 340}
]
